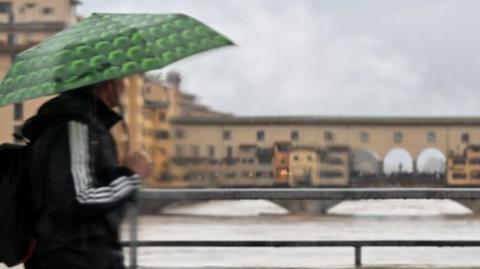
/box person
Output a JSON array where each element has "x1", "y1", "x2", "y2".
[{"x1": 21, "y1": 79, "x2": 152, "y2": 269}]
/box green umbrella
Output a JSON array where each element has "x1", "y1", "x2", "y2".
[{"x1": 0, "y1": 13, "x2": 233, "y2": 107}]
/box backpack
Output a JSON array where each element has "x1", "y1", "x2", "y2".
[
  {"x1": 0, "y1": 116, "x2": 100, "y2": 267},
  {"x1": 0, "y1": 142, "x2": 37, "y2": 267}
]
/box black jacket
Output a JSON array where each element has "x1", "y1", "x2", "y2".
[{"x1": 22, "y1": 89, "x2": 139, "y2": 260}]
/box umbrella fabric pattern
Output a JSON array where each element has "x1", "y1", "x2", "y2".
[{"x1": 0, "y1": 13, "x2": 233, "y2": 107}]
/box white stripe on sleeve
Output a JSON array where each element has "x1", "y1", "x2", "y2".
[{"x1": 68, "y1": 121, "x2": 140, "y2": 204}]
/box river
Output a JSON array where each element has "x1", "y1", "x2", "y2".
[{"x1": 120, "y1": 199, "x2": 480, "y2": 268}]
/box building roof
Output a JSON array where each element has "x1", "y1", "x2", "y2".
[{"x1": 172, "y1": 115, "x2": 480, "y2": 126}]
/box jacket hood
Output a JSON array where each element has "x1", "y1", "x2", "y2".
[{"x1": 22, "y1": 89, "x2": 122, "y2": 142}]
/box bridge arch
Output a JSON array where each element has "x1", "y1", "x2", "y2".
[
  {"x1": 416, "y1": 148, "x2": 446, "y2": 174},
  {"x1": 383, "y1": 148, "x2": 414, "y2": 174},
  {"x1": 351, "y1": 148, "x2": 381, "y2": 176}
]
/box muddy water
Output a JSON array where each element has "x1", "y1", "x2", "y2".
[{"x1": 120, "y1": 200, "x2": 480, "y2": 268}]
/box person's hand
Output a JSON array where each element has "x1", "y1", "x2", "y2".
[{"x1": 125, "y1": 151, "x2": 152, "y2": 178}]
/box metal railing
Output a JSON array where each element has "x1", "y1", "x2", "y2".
[{"x1": 124, "y1": 188, "x2": 480, "y2": 268}]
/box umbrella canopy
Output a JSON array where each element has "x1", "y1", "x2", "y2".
[{"x1": 0, "y1": 13, "x2": 233, "y2": 107}]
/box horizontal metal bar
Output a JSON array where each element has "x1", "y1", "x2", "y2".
[
  {"x1": 139, "y1": 188, "x2": 480, "y2": 201},
  {"x1": 121, "y1": 240, "x2": 480, "y2": 248}
]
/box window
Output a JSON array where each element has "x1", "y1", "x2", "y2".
[
  {"x1": 276, "y1": 143, "x2": 289, "y2": 152},
  {"x1": 241, "y1": 171, "x2": 255, "y2": 178},
  {"x1": 462, "y1": 133, "x2": 470, "y2": 143},
  {"x1": 360, "y1": 131, "x2": 369, "y2": 143},
  {"x1": 452, "y1": 172, "x2": 466, "y2": 179},
  {"x1": 307, "y1": 155, "x2": 313, "y2": 161},
  {"x1": 394, "y1": 132, "x2": 403, "y2": 143},
  {"x1": 324, "y1": 131, "x2": 334, "y2": 142},
  {"x1": 13, "y1": 103, "x2": 23, "y2": 120},
  {"x1": 191, "y1": 145, "x2": 199, "y2": 158},
  {"x1": 471, "y1": 171, "x2": 480, "y2": 179},
  {"x1": 223, "y1": 130, "x2": 231, "y2": 140},
  {"x1": 142, "y1": 110, "x2": 149, "y2": 118},
  {"x1": 291, "y1": 130, "x2": 299, "y2": 141},
  {"x1": 154, "y1": 130, "x2": 169, "y2": 140},
  {"x1": 208, "y1": 145, "x2": 215, "y2": 158},
  {"x1": 14, "y1": 102, "x2": 23, "y2": 121},
  {"x1": 26, "y1": 2, "x2": 36, "y2": 8},
  {"x1": 175, "y1": 145, "x2": 184, "y2": 157},
  {"x1": 42, "y1": 7, "x2": 53, "y2": 15},
  {"x1": 470, "y1": 145, "x2": 480, "y2": 152},
  {"x1": 175, "y1": 129, "x2": 184, "y2": 139},
  {"x1": 258, "y1": 148, "x2": 273, "y2": 164},
  {"x1": 0, "y1": 2, "x2": 12, "y2": 13},
  {"x1": 257, "y1": 130, "x2": 265, "y2": 141},
  {"x1": 7, "y1": 32, "x2": 14, "y2": 46},
  {"x1": 427, "y1": 131, "x2": 436, "y2": 143},
  {"x1": 469, "y1": 158, "x2": 480, "y2": 165},
  {"x1": 226, "y1": 146, "x2": 233, "y2": 159},
  {"x1": 25, "y1": 32, "x2": 33, "y2": 43},
  {"x1": 158, "y1": 112, "x2": 166, "y2": 122},
  {"x1": 225, "y1": 172, "x2": 236, "y2": 178},
  {"x1": 326, "y1": 157, "x2": 344, "y2": 165},
  {"x1": 293, "y1": 155, "x2": 299, "y2": 161},
  {"x1": 453, "y1": 157, "x2": 466, "y2": 165},
  {"x1": 319, "y1": 170, "x2": 344, "y2": 178}
]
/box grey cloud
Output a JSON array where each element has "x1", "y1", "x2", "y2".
[{"x1": 78, "y1": 0, "x2": 480, "y2": 116}]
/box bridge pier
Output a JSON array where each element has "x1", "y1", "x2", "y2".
[
  {"x1": 274, "y1": 200, "x2": 342, "y2": 214},
  {"x1": 454, "y1": 200, "x2": 480, "y2": 214}
]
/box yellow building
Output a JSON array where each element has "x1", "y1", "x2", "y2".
[
  {"x1": 141, "y1": 75, "x2": 172, "y2": 187},
  {"x1": 288, "y1": 145, "x2": 350, "y2": 187},
  {"x1": 447, "y1": 145, "x2": 480, "y2": 186},
  {"x1": 317, "y1": 145, "x2": 350, "y2": 186},
  {"x1": 0, "y1": 0, "x2": 79, "y2": 143},
  {"x1": 288, "y1": 146, "x2": 318, "y2": 186},
  {"x1": 111, "y1": 74, "x2": 145, "y2": 164},
  {"x1": 163, "y1": 116, "x2": 480, "y2": 188},
  {"x1": 140, "y1": 71, "x2": 227, "y2": 187}
]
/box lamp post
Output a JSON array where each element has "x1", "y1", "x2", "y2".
[{"x1": 8, "y1": 7, "x2": 15, "y2": 60}]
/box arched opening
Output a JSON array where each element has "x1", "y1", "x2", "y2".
[
  {"x1": 351, "y1": 148, "x2": 381, "y2": 178},
  {"x1": 417, "y1": 148, "x2": 446, "y2": 174},
  {"x1": 383, "y1": 148, "x2": 413, "y2": 175},
  {"x1": 416, "y1": 148, "x2": 446, "y2": 185}
]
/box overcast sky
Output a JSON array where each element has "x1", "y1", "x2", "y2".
[{"x1": 78, "y1": 0, "x2": 480, "y2": 116}]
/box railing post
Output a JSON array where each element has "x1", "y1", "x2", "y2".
[
  {"x1": 354, "y1": 245, "x2": 362, "y2": 267},
  {"x1": 128, "y1": 200, "x2": 139, "y2": 269}
]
